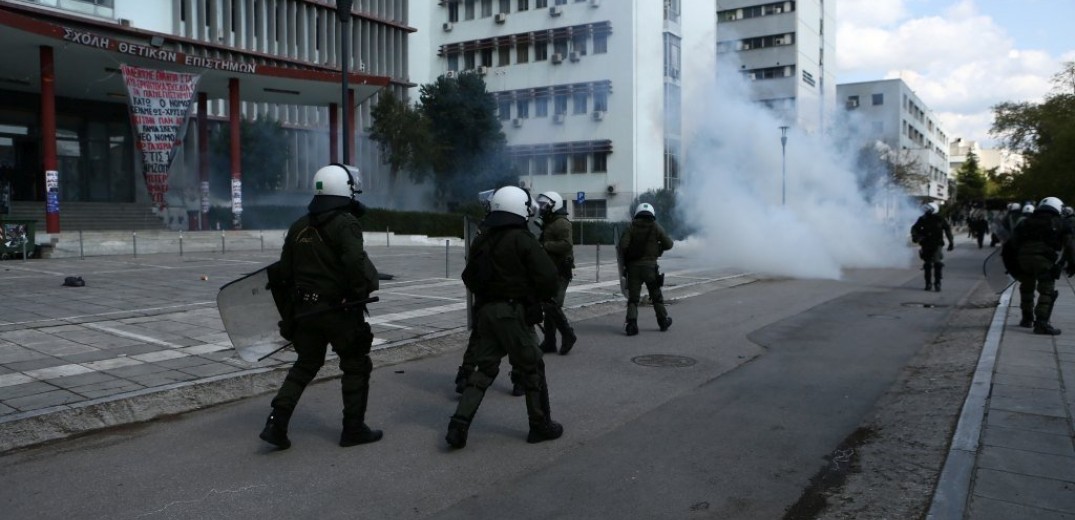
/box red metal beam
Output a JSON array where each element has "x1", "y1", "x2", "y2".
[{"x1": 40, "y1": 45, "x2": 59, "y2": 233}]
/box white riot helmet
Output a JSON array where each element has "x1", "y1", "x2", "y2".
[
  {"x1": 1039, "y1": 197, "x2": 1063, "y2": 214},
  {"x1": 1022, "y1": 203, "x2": 1035, "y2": 214},
  {"x1": 635, "y1": 202, "x2": 656, "y2": 218},
  {"x1": 489, "y1": 185, "x2": 534, "y2": 219},
  {"x1": 922, "y1": 202, "x2": 939, "y2": 215},
  {"x1": 537, "y1": 191, "x2": 565, "y2": 215},
  {"x1": 1064, "y1": 206, "x2": 1075, "y2": 217},
  {"x1": 1007, "y1": 202, "x2": 1021, "y2": 212},
  {"x1": 312, "y1": 163, "x2": 362, "y2": 198}
]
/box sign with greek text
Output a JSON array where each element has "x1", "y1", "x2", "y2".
[
  {"x1": 120, "y1": 64, "x2": 200, "y2": 208},
  {"x1": 45, "y1": 170, "x2": 59, "y2": 214}
]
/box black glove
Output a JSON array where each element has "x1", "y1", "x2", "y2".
[{"x1": 947, "y1": 243, "x2": 954, "y2": 251}]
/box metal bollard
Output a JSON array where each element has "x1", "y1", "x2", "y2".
[
  {"x1": 260, "y1": 231, "x2": 264, "y2": 252},
  {"x1": 445, "y1": 240, "x2": 450, "y2": 278},
  {"x1": 221, "y1": 231, "x2": 226, "y2": 254},
  {"x1": 22, "y1": 236, "x2": 26, "y2": 262},
  {"x1": 133, "y1": 232, "x2": 137, "y2": 258},
  {"x1": 179, "y1": 231, "x2": 184, "y2": 256},
  {"x1": 386, "y1": 227, "x2": 391, "y2": 247},
  {"x1": 596, "y1": 243, "x2": 600, "y2": 282},
  {"x1": 79, "y1": 230, "x2": 84, "y2": 260}
]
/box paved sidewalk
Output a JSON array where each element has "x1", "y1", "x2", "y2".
[
  {"x1": 930, "y1": 280, "x2": 1075, "y2": 519},
  {"x1": 0, "y1": 240, "x2": 750, "y2": 451}
]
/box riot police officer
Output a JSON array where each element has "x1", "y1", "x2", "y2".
[
  {"x1": 447, "y1": 186, "x2": 563, "y2": 449},
  {"x1": 618, "y1": 203, "x2": 674, "y2": 336},
  {"x1": 259, "y1": 164, "x2": 382, "y2": 450},
  {"x1": 1010, "y1": 197, "x2": 1075, "y2": 334},
  {"x1": 536, "y1": 191, "x2": 577, "y2": 355},
  {"x1": 910, "y1": 202, "x2": 954, "y2": 291}
]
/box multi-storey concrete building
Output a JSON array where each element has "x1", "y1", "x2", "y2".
[
  {"x1": 418, "y1": 0, "x2": 715, "y2": 221},
  {"x1": 715, "y1": 0, "x2": 836, "y2": 134},
  {"x1": 949, "y1": 137, "x2": 1024, "y2": 179},
  {"x1": 0, "y1": 0, "x2": 409, "y2": 231},
  {"x1": 837, "y1": 78, "x2": 951, "y2": 202}
]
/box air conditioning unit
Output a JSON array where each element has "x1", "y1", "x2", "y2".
[
  {"x1": 846, "y1": 100, "x2": 858, "y2": 109},
  {"x1": 553, "y1": 114, "x2": 565, "y2": 124},
  {"x1": 477, "y1": 65, "x2": 489, "y2": 75},
  {"x1": 592, "y1": 111, "x2": 605, "y2": 121},
  {"x1": 774, "y1": 37, "x2": 784, "y2": 45},
  {"x1": 569, "y1": 51, "x2": 581, "y2": 62},
  {"x1": 741, "y1": 43, "x2": 751, "y2": 50},
  {"x1": 550, "y1": 6, "x2": 562, "y2": 16},
  {"x1": 591, "y1": 0, "x2": 600, "y2": 6},
  {"x1": 773, "y1": 7, "x2": 783, "y2": 13},
  {"x1": 551, "y1": 53, "x2": 563, "y2": 64},
  {"x1": 512, "y1": 118, "x2": 524, "y2": 127},
  {"x1": 606, "y1": 184, "x2": 617, "y2": 194},
  {"x1": 444, "y1": 70, "x2": 456, "y2": 78},
  {"x1": 442, "y1": 22, "x2": 453, "y2": 31},
  {"x1": 119, "y1": 18, "x2": 133, "y2": 27},
  {"x1": 495, "y1": 13, "x2": 507, "y2": 23}
]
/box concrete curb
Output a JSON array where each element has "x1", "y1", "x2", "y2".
[{"x1": 926, "y1": 285, "x2": 1012, "y2": 519}]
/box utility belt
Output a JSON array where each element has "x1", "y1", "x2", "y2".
[{"x1": 475, "y1": 295, "x2": 543, "y2": 325}]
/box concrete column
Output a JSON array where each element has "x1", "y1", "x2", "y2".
[
  {"x1": 197, "y1": 92, "x2": 209, "y2": 231},
  {"x1": 40, "y1": 46, "x2": 59, "y2": 233},
  {"x1": 229, "y1": 78, "x2": 242, "y2": 229},
  {"x1": 329, "y1": 102, "x2": 338, "y2": 163}
]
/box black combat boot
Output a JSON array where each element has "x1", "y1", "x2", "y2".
[
  {"x1": 625, "y1": 319, "x2": 639, "y2": 336},
  {"x1": 445, "y1": 416, "x2": 470, "y2": 449},
  {"x1": 259, "y1": 408, "x2": 292, "y2": 450},
  {"x1": 659, "y1": 316, "x2": 673, "y2": 332},
  {"x1": 524, "y1": 372, "x2": 563, "y2": 444},
  {"x1": 540, "y1": 316, "x2": 558, "y2": 353},
  {"x1": 509, "y1": 370, "x2": 525, "y2": 397},
  {"x1": 934, "y1": 265, "x2": 943, "y2": 292},
  {"x1": 527, "y1": 420, "x2": 564, "y2": 444},
  {"x1": 454, "y1": 365, "x2": 469, "y2": 395},
  {"x1": 1034, "y1": 322, "x2": 1062, "y2": 335},
  {"x1": 1019, "y1": 310, "x2": 1033, "y2": 328},
  {"x1": 340, "y1": 420, "x2": 383, "y2": 447},
  {"x1": 557, "y1": 322, "x2": 577, "y2": 355}
]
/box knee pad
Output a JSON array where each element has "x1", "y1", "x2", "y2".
[{"x1": 466, "y1": 363, "x2": 499, "y2": 391}]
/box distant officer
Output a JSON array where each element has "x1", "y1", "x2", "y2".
[
  {"x1": 260, "y1": 164, "x2": 382, "y2": 450},
  {"x1": 993, "y1": 202, "x2": 1023, "y2": 244},
  {"x1": 618, "y1": 203, "x2": 674, "y2": 336},
  {"x1": 910, "y1": 202, "x2": 954, "y2": 291},
  {"x1": 1010, "y1": 197, "x2": 1075, "y2": 334},
  {"x1": 535, "y1": 191, "x2": 577, "y2": 355},
  {"x1": 447, "y1": 186, "x2": 563, "y2": 449}
]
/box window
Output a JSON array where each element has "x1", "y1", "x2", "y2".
[
  {"x1": 498, "y1": 45, "x2": 511, "y2": 66},
  {"x1": 536, "y1": 97, "x2": 549, "y2": 117},
  {"x1": 573, "y1": 199, "x2": 607, "y2": 219},
  {"x1": 515, "y1": 157, "x2": 530, "y2": 176},
  {"x1": 481, "y1": 48, "x2": 493, "y2": 67},
  {"x1": 498, "y1": 99, "x2": 511, "y2": 120},
  {"x1": 516, "y1": 42, "x2": 530, "y2": 63},
  {"x1": 872, "y1": 93, "x2": 884, "y2": 106},
  {"x1": 555, "y1": 0, "x2": 567, "y2": 5},
  {"x1": 573, "y1": 92, "x2": 588, "y2": 114},
  {"x1": 553, "y1": 37, "x2": 569, "y2": 56},
  {"x1": 572, "y1": 154, "x2": 588, "y2": 174},
  {"x1": 481, "y1": 0, "x2": 493, "y2": 17},
  {"x1": 554, "y1": 94, "x2": 568, "y2": 115},
  {"x1": 593, "y1": 32, "x2": 608, "y2": 54},
  {"x1": 536, "y1": 0, "x2": 547, "y2": 7},
  {"x1": 572, "y1": 33, "x2": 587, "y2": 55},
  {"x1": 533, "y1": 155, "x2": 548, "y2": 175},
  {"x1": 552, "y1": 155, "x2": 568, "y2": 175},
  {"x1": 593, "y1": 152, "x2": 608, "y2": 173},
  {"x1": 535, "y1": 42, "x2": 548, "y2": 61},
  {"x1": 464, "y1": 50, "x2": 476, "y2": 69},
  {"x1": 448, "y1": 1, "x2": 460, "y2": 22},
  {"x1": 448, "y1": 54, "x2": 460, "y2": 71},
  {"x1": 499, "y1": 0, "x2": 510, "y2": 14},
  {"x1": 516, "y1": 99, "x2": 530, "y2": 118},
  {"x1": 518, "y1": 0, "x2": 529, "y2": 10},
  {"x1": 464, "y1": 0, "x2": 475, "y2": 20},
  {"x1": 846, "y1": 95, "x2": 859, "y2": 108},
  {"x1": 593, "y1": 91, "x2": 608, "y2": 112}
]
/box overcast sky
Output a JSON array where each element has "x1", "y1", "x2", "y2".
[{"x1": 836, "y1": 0, "x2": 1075, "y2": 148}]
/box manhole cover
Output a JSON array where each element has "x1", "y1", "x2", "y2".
[
  {"x1": 632, "y1": 354, "x2": 697, "y2": 368},
  {"x1": 868, "y1": 314, "x2": 901, "y2": 320},
  {"x1": 901, "y1": 302, "x2": 948, "y2": 309}
]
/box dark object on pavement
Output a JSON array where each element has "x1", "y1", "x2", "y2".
[{"x1": 62, "y1": 276, "x2": 85, "y2": 287}]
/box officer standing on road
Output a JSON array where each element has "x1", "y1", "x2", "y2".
[
  {"x1": 993, "y1": 202, "x2": 1024, "y2": 244},
  {"x1": 259, "y1": 164, "x2": 383, "y2": 450},
  {"x1": 535, "y1": 191, "x2": 577, "y2": 355},
  {"x1": 910, "y1": 202, "x2": 955, "y2": 292},
  {"x1": 1010, "y1": 197, "x2": 1075, "y2": 334},
  {"x1": 447, "y1": 186, "x2": 563, "y2": 449},
  {"x1": 618, "y1": 202, "x2": 674, "y2": 336}
]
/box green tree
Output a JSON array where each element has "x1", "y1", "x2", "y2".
[
  {"x1": 631, "y1": 188, "x2": 690, "y2": 239},
  {"x1": 954, "y1": 151, "x2": 987, "y2": 203},
  {"x1": 368, "y1": 89, "x2": 431, "y2": 193},
  {"x1": 990, "y1": 61, "x2": 1075, "y2": 202},
  {"x1": 418, "y1": 72, "x2": 516, "y2": 207},
  {"x1": 210, "y1": 118, "x2": 290, "y2": 197}
]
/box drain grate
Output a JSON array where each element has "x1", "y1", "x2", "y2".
[{"x1": 632, "y1": 354, "x2": 697, "y2": 368}]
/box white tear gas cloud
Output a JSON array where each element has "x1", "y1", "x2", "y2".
[{"x1": 675, "y1": 63, "x2": 918, "y2": 280}]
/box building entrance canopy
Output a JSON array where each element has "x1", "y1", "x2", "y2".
[{"x1": 0, "y1": 6, "x2": 389, "y2": 107}]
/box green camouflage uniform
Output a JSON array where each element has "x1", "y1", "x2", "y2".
[
  {"x1": 618, "y1": 216, "x2": 674, "y2": 325},
  {"x1": 271, "y1": 206, "x2": 378, "y2": 428},
  {"x1": 453, "y1": 223, "x2": 560, "y2": 442},
  {"x1": 1012, "y1": 210, "x2": 1075, "y2": 329},
  {"x1": 538, "y1": 212, "x2": 576, "y2": 352}
]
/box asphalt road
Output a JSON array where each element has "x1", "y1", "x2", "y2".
[{"x1": 0, "y1": 248, "x2": 985, "y2": 520}]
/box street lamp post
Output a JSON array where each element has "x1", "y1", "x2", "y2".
[
  {"x1": 337, "y1": 0, "x2": 353, "y2": 164},
  {"x1": 779, "y1": 125, "x2": 789, "y2": 206}
]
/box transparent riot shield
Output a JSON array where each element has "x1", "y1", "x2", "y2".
[
  {"x1": 982, "y1": 247, "x2": 1015, "y2": 294},
  {"x1": 217, "y1": 264, "x2": 289, "y2": 362}
]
